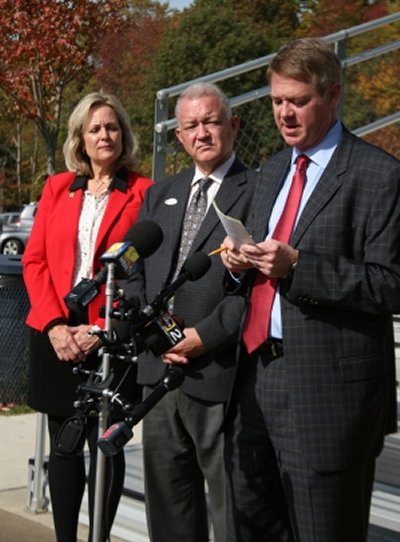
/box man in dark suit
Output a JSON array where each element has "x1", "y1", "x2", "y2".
[
  {"x1": 221, "y1": 38, "x2": 400, "y2": 542},
  {"x1": 125, "y1": 82, "x2": 256, "y2": 542}
]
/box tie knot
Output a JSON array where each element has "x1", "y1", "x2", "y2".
[
  {"x1": 198, "y1": 177, "x2": 211, "y2": 192},
  {"x1": 193, "y1": 177, "x2": 211, "y2": 204},
  {"x1": 296, "y1": 154, "x2": 309, "y2": 173}
]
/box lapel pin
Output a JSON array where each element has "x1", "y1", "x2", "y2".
[
  {"x1": 69, "y1": 192, "x2": 75, "y2": 198},
  {"x1": 165, "y1": 198, "x2": 178, "y2": 206}
]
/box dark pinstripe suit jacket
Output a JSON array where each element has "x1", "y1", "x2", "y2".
[
  {"x1": 244, "y1": 129, "x2": 400, "y2": 472},
  {"x1": 126, "y1": 159, "x2": 257, "y2": 403}
]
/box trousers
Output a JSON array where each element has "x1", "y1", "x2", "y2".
[
  {"x1": 225, "y1": 352, "x2": 376, "y2": 542},
  {"x1": 142, "y1": 386, "x2": 226, "y2": 542}
]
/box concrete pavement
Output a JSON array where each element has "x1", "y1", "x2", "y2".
[
  {"x1": 0, "y1": 412, "x2": 79, "y2": 542},
  {"x1": 0, "y1": 412, "x2": 142, "y2": 542},
  {"x1": 0, "y1": 507, "x2": 55, "y2": 542}
]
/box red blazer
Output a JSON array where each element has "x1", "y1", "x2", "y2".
[{"x1": 22, "y1": 169, "x2": 153, "y2": 331}]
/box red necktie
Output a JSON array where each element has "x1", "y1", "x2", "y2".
[{"x1": 243, "y1": 154, "x2": 309, "y2": 354}]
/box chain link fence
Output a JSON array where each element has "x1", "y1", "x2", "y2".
[
  {"x1": 362, "y1": 125, "x2": 400, "y2": 160},
  {"x1": 152, "y1": 13, "x2": 400, "y2": 178},
  {"x1": 159, "y1": 95, "x2": 286, "y2": 175},
  {"x1": 154, "y1": 65, "x2": 399, "y2": 177},
  {"x1": 0, "y1": 256, "x2": 30, "y2": 405},
  {"x1": 154, "y1": 95, "x2": 399, "y2": 177}
]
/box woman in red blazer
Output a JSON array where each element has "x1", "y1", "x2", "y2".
[{"x1": 22, "y1": 91, "x2": 153, "y2": 542}]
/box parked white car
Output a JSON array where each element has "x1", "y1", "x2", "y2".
[{"x1": 0, "y1": 203, "x2": 37, "y2": 255}]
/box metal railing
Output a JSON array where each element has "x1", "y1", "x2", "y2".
[{"x1": 152, "y1": 12, "x2": 400, "y2": 180}]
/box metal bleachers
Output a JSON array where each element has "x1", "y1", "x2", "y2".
[{"x1": 369, "y1": 433, "x2": 400, "y2": 540}]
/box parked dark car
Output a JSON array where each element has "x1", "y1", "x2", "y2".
[{"x1": 0, "y1": 203, "x2": 37, "y2": 255}]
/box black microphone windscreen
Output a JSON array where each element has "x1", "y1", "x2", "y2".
[
  {"x1": 181, "y1": 252, "x2": 211, "y2": 281},
  {"x1": 123, "y1": 220, "x2": 163, "y2": 258}
]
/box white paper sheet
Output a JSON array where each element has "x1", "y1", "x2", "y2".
[{"x1": 212, "y1": 200, "x2": 256, "y2": 249}]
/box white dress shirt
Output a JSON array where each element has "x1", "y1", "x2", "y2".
[{"x1": 269, "y1": 121, "x2": 343, "y2": 338}]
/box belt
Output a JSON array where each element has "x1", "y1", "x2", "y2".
[{"x1": 257, "y1": 338, "x2": 284, "y2": 359}]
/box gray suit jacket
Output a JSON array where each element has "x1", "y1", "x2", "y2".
[
  {"x1": 244, "y1": 129, "x2": 400, "y2": 472},
  {"x1": 126, "y1": 158, "x2": 257, "y2": 403}
]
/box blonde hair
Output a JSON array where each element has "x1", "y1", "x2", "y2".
[
  {"x1": 267, "y1": 38, "x2": 341, "y2": 97},
  {"x1": 63, "y1": 91, "x2": 138, "y2": 175}
]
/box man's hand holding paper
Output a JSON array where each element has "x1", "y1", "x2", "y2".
[
  {"x1": 212, "y1": 201, "x2": 255, "y2": 249},
  {"x1": 212, "y1": 201, "x2": 256, "y2": 273},
  {"x1": 213, "y1": 201, "x2": 298, "y2": 277}
]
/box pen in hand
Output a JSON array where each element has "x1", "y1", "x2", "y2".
[{"x1": 208, "y1": 245, "x2": 227, "y2": 257}]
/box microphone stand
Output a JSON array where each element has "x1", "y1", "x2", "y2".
[{"x1": 92, "y1": 261, "x2": 115, "y2": 542}]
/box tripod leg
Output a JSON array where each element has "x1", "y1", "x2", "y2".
[{"x1": 87, "y1": 418, "x2": 125, "y2": 542}]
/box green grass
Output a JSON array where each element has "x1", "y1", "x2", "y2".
[{"x1": 0, "y1": 404, "x2": 34, "y2": 416}]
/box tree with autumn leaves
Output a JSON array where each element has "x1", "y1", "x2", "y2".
[
  {"x1": 95, "y1": 0, "x2": 172, "y2": 174},
  {"x1": 0, "y1": 0, "x2": 127, "y2": 177},
  {"x1": 96, "y1": 0, "x2": 301, "y2": 171},
  {"x1": 0, "y1": 0, "x2": 397, "y2": 209},
  {"x1": 298, "y1": 0, "x2": 400, "y2": 154}
]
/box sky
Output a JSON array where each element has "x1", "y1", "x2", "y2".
[{"x1": 168, "y1": 0, "x2": 193, "y2": 10}]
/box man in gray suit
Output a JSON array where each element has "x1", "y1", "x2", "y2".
[
  {"x1": 125, "y1": 82, "x2": 256, "y2": 542},
  {"x1": 221, "y1": 38, "x2": 400, "y2": 542}
]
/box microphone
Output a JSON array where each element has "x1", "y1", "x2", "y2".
[
  {"x1": 100, "y1": 220, "x2": 163, "y2": 279},
  {"x1": 159, "y1": 251, "x2": 212, "y2": 301},
  {"x1": 64, "y1": 220, "x2": 163, "y2": 312},
  {"x1": 97, "y1": 366, "x2": 184, "y2": 456},
  {"x1": 109, "y1": 311, "x2": 186, "y2": 358},
  {"x1": 130, "y1": 251, "x2": 211, "y2": 331}
]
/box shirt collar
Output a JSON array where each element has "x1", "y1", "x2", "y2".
[
  {"x1": 192, "y1": 152, "x2": 236, "y2": 186},
  {"x1": 292, "y1": 121, "x2": 343, "y2": 169},
  {"x1": 69, "y1": 167, "x2": 130, "y2": 193}
]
